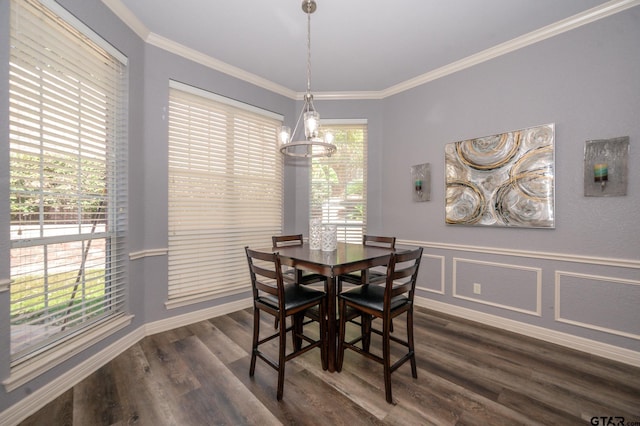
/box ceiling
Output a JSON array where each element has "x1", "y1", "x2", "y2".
[{"x1": 102, "y1": 0, "x2": 629, "y2": 97}]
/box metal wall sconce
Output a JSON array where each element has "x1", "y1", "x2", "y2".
[
  {"x1": 584, "y1": 136, "x2": 629, "y2": 197},
  {"x1": 411, "y1": 163, "x2": 431, "y2": 202}
]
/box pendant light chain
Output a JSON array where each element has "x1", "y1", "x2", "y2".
[{"x1": 306, "y1": 4, "x2": 312, "y2": 95}]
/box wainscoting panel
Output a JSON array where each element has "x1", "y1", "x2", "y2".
[
  {"x1": 555, "y1": 271, "x2": 640, "y2": 340},
  {"x1": 416, "y1": 253, "x2": 445, "y2": 294},
  {"x1": 453, "y1": 258, "x2": 541, "y2": 316}
]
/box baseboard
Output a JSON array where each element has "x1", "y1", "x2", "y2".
[
  {"x1": 145, "y1": 298, "x2": 252, "y2": 336},
  {"x1": 414, "y1": 296, "x2": 640, "y2": 368}
]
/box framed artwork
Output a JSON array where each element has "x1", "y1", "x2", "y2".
[
  {"x1": 584, "y1": 136, "x2": 629, "y2": 197},
  {"x1": 445, "y1": 123, "x2": 555, "y2": 228},
  {"x1": 411, "y1": 163, "x2": 430, "y2": 202}
]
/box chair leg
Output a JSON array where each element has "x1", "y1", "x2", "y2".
[
  {"x1": 383, "y1": 316, "x2": 393, "y2": 404},
  {"x1": 292, "y1": 313, "x2": 303, "y2": 351},
  {"x1": 407, "y1": 309, "x2": 417, "y2": 378},
  {"x1": 250, "y1": 307, "x2": 260, "y2": 377},
  {"x1": 361, "y1": 314, "x2": 372, "y2": 352},
  {"x1": 336, "y1": 299, "x2": 346, "y2": 372},
  {"x1": 276, "y1": 313, "x2": 287, "y2": 400},
  {"x1": 274, "y1": 317, "x2": 279, "y2": 329}
]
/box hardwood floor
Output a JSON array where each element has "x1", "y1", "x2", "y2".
[{"x1": 19, "y1": 307, "x2": 640, "y2": 425}]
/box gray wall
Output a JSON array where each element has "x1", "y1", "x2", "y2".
[
  {"x1": 377, "y1": 8, "x2": 640, "y2": 350},
  {"x1": 1, "y1": 0, "x2": 639, "y2": 417}
]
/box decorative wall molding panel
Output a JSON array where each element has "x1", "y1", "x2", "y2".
[
  {"x1": 555, "y1": 271, "x2": 640, "y2": 340},
  {"x1": 0, "y1": 279, "x2": 10, "y2": 293},
  {"x1": 453, "y1": 257, "x2": 542, "y2": 316},
  {"x1": 416, "y1": 254, "x2": 445, "y2": 295}
]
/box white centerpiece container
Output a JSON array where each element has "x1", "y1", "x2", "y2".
[
  {"x1": 321, "y1": 224, "x2": 337, "y2": 251},
  {"x1": 309, "y1": 218, "x2": 322, "y2": 250}
]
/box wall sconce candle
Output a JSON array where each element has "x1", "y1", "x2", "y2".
[
  {"x1": 415, "y1": 179, "x2": 422, "y2": 192},
  {"x1": 584, "y1": 137, "x2": 628, "y2": 197},
  {"x1": 594, "y1": 162, "x2": 608, "y2": 189}
]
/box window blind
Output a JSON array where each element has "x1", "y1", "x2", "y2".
[
  {"x1": 168, "y1": 83, "x2": 283, "y2": 307},
  {"x1": 311, "y1": 122, "x2": 368, "y2": 243},
  {"x1": 9, "y1": 0, "x2": 128, "y2": 363}
]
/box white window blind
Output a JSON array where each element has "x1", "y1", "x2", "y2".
[
  {"x1": 311, "y1": 122, "x2": 367, "y2": 243},
  {"x1": 168, "y1": 82, "x2": 283, "y2": 307},
  {"x1": 9, "y1": 0, "x2": 128, "y2": 364}
]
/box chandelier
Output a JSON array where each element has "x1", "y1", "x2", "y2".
[{"x1": 278, "y1": 0, "x2": 337, "y2": 158}]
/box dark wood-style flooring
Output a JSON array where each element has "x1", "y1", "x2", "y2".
[{"x1": 19, "y1": 307, "x2": 640, "y2": 425}]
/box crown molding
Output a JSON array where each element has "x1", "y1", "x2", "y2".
[
  {"x1": 380, "y1": 0, "x2": 640, "y2": 98},
  {"x1": 101, "y1": 0, "x2": 149, "y2": 40},
  {"x1": 145, "y1": 33, "x2": 297, "y2": 99},
  {"x1": 102, "y1": 0, "x2": 640, "y2": 100}
]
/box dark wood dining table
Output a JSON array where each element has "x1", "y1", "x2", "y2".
[{"x1": 257, "y1": 242, "x2": 398, "y2": 372}]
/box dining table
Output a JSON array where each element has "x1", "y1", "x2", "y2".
[{"x1": 257, "y1": 241, "x2": 400, "y2": 372}]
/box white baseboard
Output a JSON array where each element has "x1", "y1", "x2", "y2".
[{"x1": 414, "y1": 296, "x2": 640, "y2": 368}]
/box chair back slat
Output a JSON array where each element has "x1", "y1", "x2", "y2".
[
  {"x1": 272, "y1": 234, "x2": 304, "y2": 247},
  {"x1": 384, "y1": 247, "x2": 423, "y2": 306},
  {"x1": 363, "y1": 235, "x2": 396, "y2": 249}
]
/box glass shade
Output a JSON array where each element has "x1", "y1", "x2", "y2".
[
  {"x1": 278, "y1": 126, "x2": 291, "y2": 145},
  {"x1": 323, "y1": 131, "x2": 334, "y2": 144},
  {"x1": 304, "y1": 110, "x2": 320, "y2": 139}
]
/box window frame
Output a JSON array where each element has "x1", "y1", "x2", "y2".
[
  {"x1": 310, "y1": 119, "x2": 368, "y2": 243},
  {"x1": 6, "y1": 0, "x2": 130, "y2": 389}
]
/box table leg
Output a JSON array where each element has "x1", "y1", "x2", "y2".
[{"x1": 326, "y1": 276, "x2": 337, "y2": 372}]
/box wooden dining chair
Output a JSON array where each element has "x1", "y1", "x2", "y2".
[
  {"x1": 245, "y1": 247, "x2": 327, "y2": 400},
  {"x1": 271, "y1": 234, "x2": 327, "y2": 330},
  {"x1": 336, "y1": 247, "x2": 423, "y2": 403},
  {"x1": 337, "y1": 235, "x2": 397, "y2": 337},
  {"x1": 337, "y1": 235, "x2": 396, "y2": 290},
  {"x1": 272, "y1": 234, "x2": 326, "y2": 286}
]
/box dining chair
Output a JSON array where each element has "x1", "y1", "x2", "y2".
[
  {"x1": 337, "y1": 235, "x2": 396, "y2": 290},
  {"x1": 336, "y1": 247, "x2": 423, "y2": 403},
  {"x1": 272, "y1": 234, "x2": 326, "y2": 286},
  {"x1": 245, "y1": 247, "x2": 327, "y2": 400},
  {"x1": 337, "y1": 235, "x2": 397, "y2": 338},
  {"x1": 271, "y1": 234, "x2": 327, "y2": 330}
]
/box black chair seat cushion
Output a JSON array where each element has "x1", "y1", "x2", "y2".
[
  {"x1": 259, "y1": 283, "x2": 326, "y2": 311},
  {"x1": 340, "y1": 285, "x2": 408, "y2": 312}
]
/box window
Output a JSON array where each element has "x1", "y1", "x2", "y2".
[
  {"x1": 8, "y1": 0, "x2": 129, "y2": 370},
  {"x1": 167, "y1": 81, "x2": 283, "y2": 308},
  {"x1": 310, "y1": 121, "x2": 367, "y2": 243}
]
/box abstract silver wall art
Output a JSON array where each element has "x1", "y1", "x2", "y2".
[
  {"x1": 412, "y1": 163, "x2": 431, "y2": 202},
  {"x1": 445, "y1": 123, "x2": 555, "y2": 228},
  {"x1": 584, "y1": 136, "x2": 629, "y2": 197}
]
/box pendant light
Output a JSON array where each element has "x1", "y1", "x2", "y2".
[{"x1": 278, "y1": 0, "x2": 337, "y2": 158}]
